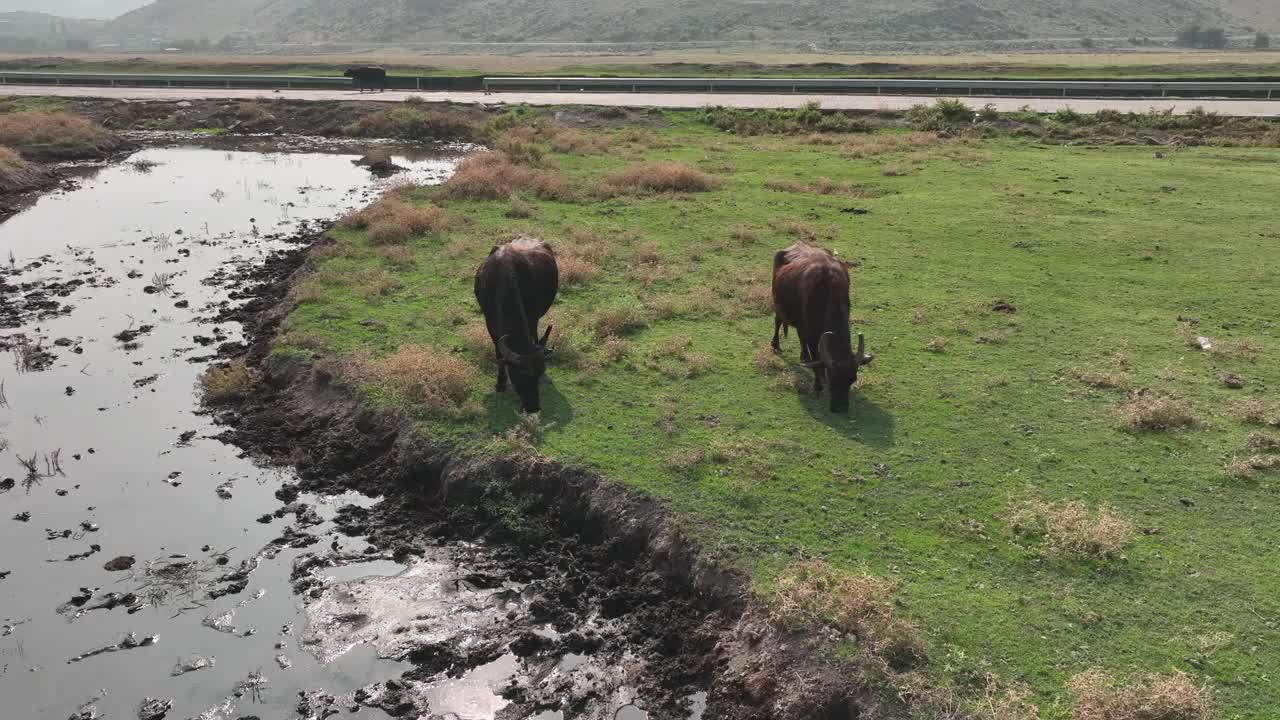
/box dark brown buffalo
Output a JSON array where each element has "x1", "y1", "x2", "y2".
[
  {"x1": 474, "y1": 236, "x2": 559, "y2": 413},
  {"x1": 771, "y1": 243, "x2": 872, "y2": 413}
]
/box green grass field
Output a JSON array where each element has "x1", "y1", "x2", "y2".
[{"x1": 273, "y1": 113, "x2": 1280, "y2": 718}]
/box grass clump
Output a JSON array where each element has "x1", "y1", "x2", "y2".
[
  {"x1": 442, "y1": 152, "x2": 576, "y2": 201},
  {"x1": 841, "y1": 131, "x2": 946, "y2": 159},
  {"x1": 1228, "y1": 397, "x2": 1280, "y2": 426},
  {"x1": 602, "y1": 161, "x2": 721, "y2": 194},
  {"x1": 345, "y1": 106, "x2": 482, "y2": 141},
  {"x1": 696, "y1": 102, "x2": 870, "y2": 135},
  {"x1": 1006, "y1": 499, "x2": 1133, "y2": 560},
  {"x1": 1223, "y1": 454, "x2": 1280, "y2": 480},
  {"x1": 1067, "y1": 669, "x2": 1213, "y2": 720},
  {"x1": 339, "y1": 194, "x2": 451, "y2": 245},
  {"x1": 1116, "y1": 393, "x2": 1195, "y2": 431},
  {"x1": 359, "y1": 344, "x2": 478, "y2": 417},
  {"x1": 763, "y1": 177, "x2": 878, "y2": 197},
  {"x1": 772, "y1": 560, "x2": 925, "y2": 671},
  {"x1": 199, "y1": 359, "x2": 254, "y2": 404},
  {"x1": 0, "y1": 112, "x2": 124, "y2": 159},
  {"x1": 905, "y1": 99, "x2": 974, "y2": 130},
  {"x1": 0, "y1": 145, "x2": 50, "y2": 191}
]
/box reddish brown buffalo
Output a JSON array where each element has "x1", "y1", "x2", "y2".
[
  {"x1": 474, "y1": 236, "x2": 559, "y2": 413},
  {"x1": 771, "y1": 243, "x2": 872, "y2": 413}
]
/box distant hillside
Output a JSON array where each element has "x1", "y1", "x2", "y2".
[
  {"x1": 1, "y1": 1, "x2": 148, "y2": 21},
  {"x1": 0, "y1": 12, "x2": 105, "y2": 51},
  {"x1": 101, "y1": 0, "x2": 1270, "y2": 46}
]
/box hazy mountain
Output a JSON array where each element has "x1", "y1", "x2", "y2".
[
  {"x1": 0, "y1": 0, "x2": 149, "y2": 20},
  {"x1": 100, "y1": 0, "x2": 1274, "y2": 46}
]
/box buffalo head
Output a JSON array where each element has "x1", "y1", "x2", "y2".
[
  {"x1": 802, "y1": 332, "x2": 873, "y2": 413},
  {"x1": 498, "y1": 325, "x2": 553, "y2": 413}
]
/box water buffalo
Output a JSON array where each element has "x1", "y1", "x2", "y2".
[
  {"x1": 771, "y1": 243, "x2": 873, "y2": 413},
  {"x1": 344, "y1": 66, "x2": 386, "y2": 93},
  {"x1": 474, "y1": 237, "x2": 559, "y2": 413}
]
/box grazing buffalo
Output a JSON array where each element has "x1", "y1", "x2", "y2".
[
  {"x1": 474, "y1": 237, "x2": 559, "y2": 413},
  {"x1": 771, "y1": 243, "x2": 873, "y2": 413},
  {"x1": 344, "y1": 66, "x2": 387, "y2": 93}
]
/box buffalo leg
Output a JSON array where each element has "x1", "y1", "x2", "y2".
[
  {"x1": 771, "y1": 316, "x2": 783, "y2": 353},
  {"x1": 801, "y1": 342, "x2": 824, "y2": 396}
]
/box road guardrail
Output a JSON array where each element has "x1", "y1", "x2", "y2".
[
  {"x1": 1, "y1": 71, "x2": 1276, "y2": 100},
  {"x1": 481, "y1": 76, "x2": 1280, "y2": 99}
]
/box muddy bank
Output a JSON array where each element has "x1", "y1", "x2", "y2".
[{"x1": 210, "y1": 239, "x2": 906, "y2": 720}]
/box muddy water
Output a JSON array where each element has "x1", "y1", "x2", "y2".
[{"x1": 0, "y1": 143, "x2": 470, "y2": 719}]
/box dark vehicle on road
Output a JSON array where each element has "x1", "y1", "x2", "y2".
[{"x1": 344, "y1": 66, "x2": 387, "y2": 92}]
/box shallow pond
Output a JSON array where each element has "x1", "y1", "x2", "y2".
[{"x1": 0, "y1": 143, "x2": 465, "y2": 720}]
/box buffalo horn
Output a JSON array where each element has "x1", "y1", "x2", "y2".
[
  {"x1": 538, "y1": 324, "x2": 554, "y2": 347},
  {"x1": 497, "y1": 335, "x2": 526, "y2": 365},
  {"x1": 818, "y1": 331, "x2": 836, "y2": 368}
]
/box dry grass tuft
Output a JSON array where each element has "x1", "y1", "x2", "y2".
[
  {"x1": 1212, "y1": 337, "x2": 1263, "y2": 362},
  {"x1": 494, "y1": 134, "x2": 545, "y2": 165},
  {"x1": 549, "y1": 128, "x2": 614, "y2": 155},
  {"x1": 199, "y1": 359, "x2": 254, "y2": 404},
  {"x1": 557, "y1": 251, "x2": 601, "y2": 287},
  {"x1": 590, "y1": 305, "x2": 649, "y2": 339},
  {"x1": 1068, "y1": 367, "x2": 1130, "y2": 389},
  {"x1": 0, "y1": 145, "x2": 48, "y2": 191},
  {"x1": 458, "y1": 320, "x2": 493, "y2": 361},
  {"x1": 1224, "y1": 454, "x2": 1280, "y2": 480},
  {"x1": 772, "y1": 560, "x2": 925, "y2": 671},
  {"x1": 359, "y1": 344, "x2": 478, "y2": 416},
  {"x1": 1067, "y1": 668, "x2": 1213, "y2": 720},
  {"x1": 764, "y1": 177, "x2": 879, "y2": 197},
  {"x1": 504, "y1": 196, "x2": 536, "y2": 219},
  {"x1": 643, "y1": 334, "x2": 713, "y2": 379},
  {"x1": 974, "y1": 686, "x2": 1041, "y2": 720},
  {"x1": 0, "y1": 112, "x2": 120, "y2": 158},
  {"x1": 377, "y1": 245, "x2": 416, "y2": 268},
  {"x1": 442, "y1": 152, "x2": 575, "y2": 201},
  {"x1": 925, "y1": 337, "x2": 949, "y2": 353},
  {"x1": 1228, "y1": 397, "x2": 1280, "y2": 426},
  {"x1": 348, "y1": 267, "x2": 401, "y2": 300},
  {"x1": 339, "y1": 194, "x2": 451, "y2": 245},
  {"x1": 603, "y1": 161, "x2": 721, "y2": 194},
  {"x1": 840, "y1": 132, "x2": 945, "y2": 159},
  {"x1": 1245, "y1": 431, "x2": 1280, "y2": 454},
  {"x1": 1117, "y1": 392, "x2": 1196, "y2": 432},
  {"x1": 1006, "y1": 499, "x2": 1133, "y2": 559},
  {"x1": 773, "y1": 219, "x2": 819, "y2": 242},
  {"x1": 729, "y1": 223, "x2": 761, "y2": 244},
  {"x1": 601, "y1": 335, "x2": 632, "y2": 364},
  {"x1": 880, "y1": 163, "x2": 908, "y2": 176}
]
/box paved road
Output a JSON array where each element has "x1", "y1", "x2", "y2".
[{"x1": 3, "y1": 83, "x2": 1278, "y2": 116}]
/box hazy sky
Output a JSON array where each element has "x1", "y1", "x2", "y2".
[{"x1": 0, "y1": 0, "x2": 150, "y2": 19}]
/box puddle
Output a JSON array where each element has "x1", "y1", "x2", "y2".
[{"x1": 0, "y1": 142, "x2": 459, "y2": 720}]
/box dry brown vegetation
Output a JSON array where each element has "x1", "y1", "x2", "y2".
[
  {"x1": 590, "y1": 305, "x2": 648, "y2": 339},
  {"x1": 495, "y1": 134, "x2": 546, "y2": 165},
  {"x1": 199, "y1": 359, "x2": 254, "y2": 404},
  {"x1": 458, "y1": 320, "x2": 494, "y2": 363},
  {"x1": 504, "y1": 196, "x2": 536, "y2": 219},
  {"x1": 343, "y1": 106, "x2": 481, "y2": 141},
  {"x1": 1116, "y1": 392, "x2": 1196, "y2": 432},
  {"x1": 925, "y1": 337, "x2": 949, "y2": 353},
  {"x1": 557, "y1": 251, "x2": 601, "y2": 287},
  {"x1": 601, "y1": 161, "x2": 721, "y2": 194},
  {"x1": 1228, "y1": 397, "x2": 1280, "y2": 426},
  {"x1": 643, "y1": 334, "x2": 713, "y2": 379},
  {"x1": 1067, "y1": 352, "x2": 1132, "y2": 389},
  {"x1": 763, "y1": 177, "x2": 879, "y2": 197},
  {"x1": 1245, "y1": 431, "x2": 1280, "y2": 453},
  {"x1": 339, "y1": 194, "x2": 451, "y2": 245},
  {"x1": 881, "y1": 163, "x2": 908, "y2": 177},
  {"x1": 442, "y1": 152, "x2": 577, "y2": 201},
  {"x1": 549, "y1": 128, "x2": 614, "y2": 155},
  {"x1": 358, "y1": 344, "x2": 478, "y2": 416},
  {"x1": 1223, "y1": 454, "x2": 1280, "y2": 480},
  {"x1": 377, "y1": 245, "x2": 416, "y2": 268},
  {"x1": 0, "y1": 145, "x2": 48, "y2": 191},
  {"x1": 772, "y1": 560, "x2": 925, "y2": 671},
  {"x1": 351, "y1": 267, "x2": 402, "y2": 300},
  {"x1": 1006, "y1": 499, "x2": 1133, "y2": 559},
  {"x1": 1067, "y1": 669, "x2": 1214, "y2": 720},
  {"x1": 600, "y1": 335, "x2": 632, "y2": 364},
  {"x1": 841, "y1": 131, "x2": 946, "y2": 159},
  {"x1": 0, "y1": 112, "x2": 122, "y2": 159}
]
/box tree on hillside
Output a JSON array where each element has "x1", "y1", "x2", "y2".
[
  {"x1": 1255, "y1": 32, "x2": 1271, "y2": 50},
  {"x1": 1176, "y1": 23, "x2": 1229, "y2": 49}
]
